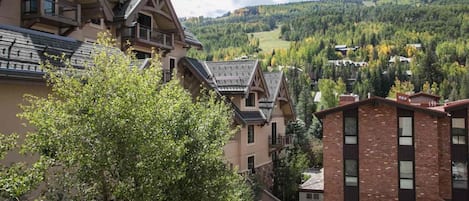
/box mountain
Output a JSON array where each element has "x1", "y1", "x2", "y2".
[{"x1": 182, "y1": 0, "x2": 469, "y2": 110}]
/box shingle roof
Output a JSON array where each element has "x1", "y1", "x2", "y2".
[
  {"x1": 0, "y1": 24, "x2": 96, "y2": 79},
  {"x1": 181, "y1": 58, "x2": 269, "y2": 124},
  {"x1": 300, "y1": 169, "x2": 324, "y2": 192},
  {"x1": 183, "y1": 28, "x2": 203, "y2": 49},
  {"x1": 205, "y1": 60, "x2": 258, "y2": 94}
]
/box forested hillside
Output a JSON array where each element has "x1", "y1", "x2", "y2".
[{"x1": 183, "y1": 0, "x2": 468, "y2": 103}]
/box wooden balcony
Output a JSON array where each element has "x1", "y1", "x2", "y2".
[
  {"x1": 22, "y1": 0, "x2": 81, "y2": 35},
  {"x1": 122, "y1": 23, "x2": 174, "y2": 51},
  {"x1": 269, "y1": 135, "x2": 292, "y2": 151}
]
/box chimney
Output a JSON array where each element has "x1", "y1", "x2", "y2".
[
  {"x1": 396, "y1": 93, "x2": 410, "y2": 104},
  {"x1": 339, "y1": 94, "x2": 359, "y2": 106}
]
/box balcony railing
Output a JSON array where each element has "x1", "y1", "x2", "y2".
[
  {"x1": 122, "y1": 23, "x2": 174, "y2": 50},
  {"x1": 269, "y1": 135, "x2": 292, "y2": 149},
  {"x1": 22, "y1": 0, "x2": 81, "y2": 27}
]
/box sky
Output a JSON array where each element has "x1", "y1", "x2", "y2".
[{"x1": 172, "y1": 0, "x2": 309, "y2": 18}]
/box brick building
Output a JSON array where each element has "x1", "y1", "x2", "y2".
[{"x1": 315, "y1": 95, "x2": 469, "y2": 201}]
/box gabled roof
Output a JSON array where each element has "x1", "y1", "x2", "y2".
[
  {"x1": 314, "y1": 96, "x2": 448, "y2": 119},
  {"x1": 259, "y1": 72, "x2": 294, "y2": 121},
  {"x1": 180, "y1": 58, "x2": 277, "y2": 125},
  {"x1": 205, "y1": 60, "x2": 269, "y2": 97},
  {"x1": 0, "y1": 25, "x2": 96, "y2": 79}
]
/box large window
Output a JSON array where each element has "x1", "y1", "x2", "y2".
[
  {"x1": 345, "y1": 159, "x2": 358, "y2": 186},
  {"x1": 247, "y1": 125, "x2": 254, "y2": 144},
  {"x1": 245, "y1": 93, "x2": 255, "y2": 107},
  {"x1": 452, "y1": 118, "x2": 466, "y2": 145},
  {"x1": 452, "y1": 161, "x2": 468, "y2": 189},
  {"x1": 399, "y1": 161, "x2": 414, "y2": 189},
  {"x1": 248, "y1": 156, "x2": 255, "y2": 173},
  {"x1": 344, "y1": 116, "x2": 357, "y2": 144},
  {"x1": 399, "y1": 117, "x2": 413, "y2": 146}
]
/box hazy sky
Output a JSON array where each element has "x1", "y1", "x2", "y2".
[{"x1": 172, "y1": 0, "x2": 309, "y2": 18}]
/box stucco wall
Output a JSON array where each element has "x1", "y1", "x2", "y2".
[
  {"x1": 0, "y1": 79, "x2": 49, "y2": 165},
  {"x1": 0, "y1": 0, "x2": 21, "y2": 26}
]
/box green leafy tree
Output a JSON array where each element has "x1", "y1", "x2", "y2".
[
  {"x1": 10, "y1": 33, "x2": 252, "y2": 201},
  {"x1": 387, "y1": 78, "x2": 415, "y2": 98},
  {"x1": 318, "y1": 78, "x2": 345, "y2": 109},
  {"x1": 272, "y1": 148, "x2": 308, "y2": 201}
]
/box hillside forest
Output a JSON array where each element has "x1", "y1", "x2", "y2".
[{"x1": 182, "y1": 0, "x2": 468, "y2": 199}]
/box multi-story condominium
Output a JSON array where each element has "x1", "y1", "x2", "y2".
[
  {"x1": 0, "y1": 1, "x2": 295, "y2": 199},
  {"x1": 315, "y1": 93, "x2": 469, "y2": 201},
  {"x1": 0, "y1": 0, "x2": 202, "y2": 77},
  {"x1": 178, "y1": 58, "x2": 295, "y2": 190}
]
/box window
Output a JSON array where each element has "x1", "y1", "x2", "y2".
[
  {"x1": 452, "y1": 161, "x2": 468, "y2": 189},
  {"x1": 345, "y1": 159, "x2": 358, "y2": 186},
  {"x1": 313, "y1": 193, "x2": 319, "y2": 200},
  {"x1": 248, "y1": 156, "x2": 255, "y2": 173},
  {"x1": 399, "y1": 117, "x2": 413, "y2": 145},
  {"x1": 344, "y1": 117, "x2": 357, "y2": 144},
  {"x1": 137, "y1": 13, "x2": 152, "y2": 40},
  {"x1": 306, "y1": 193, "x2": 312, "y2": 199},
  {"x1": 169, "y1": 58, "x2": 176, "y2": 79},
  {"x1": 44, "y1": 0, "x2": 55, "y2": 15},
  {"x1": 90, "y1": 18, "x2": 101, "y2": 25},
  {"x1": 89, "y1": 18, "x2": 104, "y2": 29},
  {"x1": 452, "y1": 118, "x2": 466, "y2": 145},
  {"x1": 245, "y1": 93, "x2": 255, "y2": 107},
  {"x1": 24, "y1": 0, "x2": 38, "y2": 13},
  {"x1": 134, "y1": 51, "x2": 151, "y2": 59},
  {"x1": 137, "y1": 13, "x2": 152, "y2": 27},
  {"x1": 399, "y1": 161, "x2": 414, "y2": 189},
  {"x1": 271, "y1": 122, "x2": 277, "y2": 145},
  {"x1": 248, "y1": 125, "x2": 254, "y2": 144}
]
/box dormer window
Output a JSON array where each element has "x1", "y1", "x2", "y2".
[{"x1": 245, "y1": 93, "x2": 255, "y2": 107}]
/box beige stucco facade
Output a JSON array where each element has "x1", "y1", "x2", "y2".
[{"x1": 0, "y1": 79, "x2": 49, "y2": 165}]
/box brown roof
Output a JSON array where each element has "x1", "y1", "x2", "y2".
[
  {"x1": 443, "y1": 99, "x2": 469, "y2": 112},
  {"x1": 314, "y1": 96, "x2": 448, "y2": 119},
  {"x1": 409, "y1": 92, "x2": 441, "y2": 101}
]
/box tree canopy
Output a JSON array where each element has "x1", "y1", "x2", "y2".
[{"x1": 1, "y1": 33, "x2": 252, "y2": 201}]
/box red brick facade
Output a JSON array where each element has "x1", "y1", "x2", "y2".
[
  {"x1": 323, "y1": 112, "x2": 344, "y2": 201},
  {"x1": 358, "y1": 104, "x2": 399, "y2": 201},
  {"x1": 316, "y1": 96, "x2": 469, "y2": 201}
]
